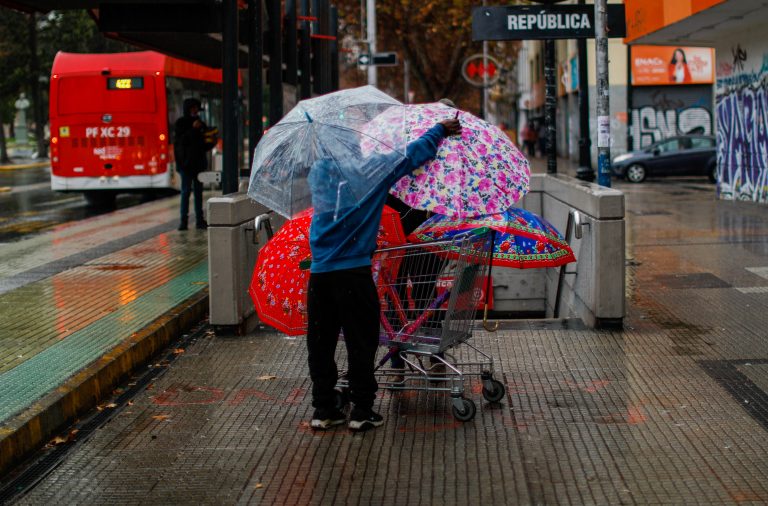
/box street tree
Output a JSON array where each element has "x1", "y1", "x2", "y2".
[
  {"x1": 0, "y1": 8, "x2": 30, "y2": 162},
  {"x1": 335, "y1": 0, "x2": 518, "y2": 117}
]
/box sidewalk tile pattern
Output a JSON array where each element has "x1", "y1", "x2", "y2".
[
  {"x1": 0, "y1": 262, "x2": 206, "y2": 422},
  {"x1": 9, "y1": 180, "x2": 768, "y2": 505},
  {"x1": 0, "y1": 197, "x2": 209, "y2": 425}
]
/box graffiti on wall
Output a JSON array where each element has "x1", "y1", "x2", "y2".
[
  {"x1": 630, "y1": 106, "x2": 711, "y2": 150},
  {"x1": 629, "y1": 86, "x2": 713, "y2": 151},
  {"x1": 715, "y1": 45, "x2": 768, "y2": 203}
]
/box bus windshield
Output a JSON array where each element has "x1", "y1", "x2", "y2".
[{"x1": 57, "y1": 75, "x2": 157, "y2": 115}]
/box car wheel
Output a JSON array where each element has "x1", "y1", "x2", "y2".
[
  {"x1": 625, "y1": 164, "x2": 646, "y2": 183},
  {"x1": 708, "y1": 164, "x2": 717, "y2": 184}
]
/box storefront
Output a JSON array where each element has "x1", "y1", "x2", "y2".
[
  {"x1": 628, "y1": 46, "x2": 715, "y2": 152},
  {"x1": 625, "y1": 0, "x2": 768, "y2": 204}
]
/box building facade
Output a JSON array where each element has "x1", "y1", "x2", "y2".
[
  {"x1": 626, "y1": 0, "x2": 768, "y2": 203},
  {"x1": 510, "y1": 0, "x2": 717, "y2": 173}
]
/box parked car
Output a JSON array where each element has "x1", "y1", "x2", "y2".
[{"x1": 612, "y1": 135, "x2": 717, "y2": 183}]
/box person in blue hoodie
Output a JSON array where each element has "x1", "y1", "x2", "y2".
[{"x1": 306, "y1": 117, "x2": 461, "y2": 431}]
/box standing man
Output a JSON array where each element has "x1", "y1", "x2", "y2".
[
  {"x1": 174, "y1": 98, "x2": 216, "y2": 230},
  {"x1": 306, "y1": 117, "x2": 461, "y2": 431}
]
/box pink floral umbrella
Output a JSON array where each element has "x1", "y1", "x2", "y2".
[{"x1": 364, "y1": 102, "x2": 530, "y2": 218}]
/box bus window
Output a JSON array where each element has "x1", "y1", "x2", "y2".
[
  {"x1": 57, "y1": 76, "x2": 157, "y2": 115},
  {"x1": 166, "y1": 76, "x2": 223, "y2": 143}
]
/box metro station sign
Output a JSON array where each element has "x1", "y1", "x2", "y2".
[
  {"x1": 472, "y1": 5, "x2": 626, "y2": 41},
  {"x1": 461, "y1": 54, "x2": 501, "y2": 87}
]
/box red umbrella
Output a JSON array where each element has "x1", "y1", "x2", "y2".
[{"x1": 249, "y1": 206, "x2": 407, "y2": 336}]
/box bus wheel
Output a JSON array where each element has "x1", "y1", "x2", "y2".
[{"x1": 84, "y1": 190, "x2": 117, "y2": 209}]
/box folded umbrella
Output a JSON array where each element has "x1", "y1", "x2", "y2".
[
  {"x1": 249, "y1": 205, "x2": 407, "y2": 336},
  {"x1": 408, "y1": 207, "x2": 575, "y2": 269},
  {"x1": 408, "y1": 207, "x2": 576, "y2": 331}
]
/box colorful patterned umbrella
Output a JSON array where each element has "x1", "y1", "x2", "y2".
[
  {"x1": 363, "y1": 102, "x2": 530, "y2": 219},
  {"x1": 408, "y1": 207, "x2": 575, "y2": 269},
  {"x1": 249, "y1": 206, "x2": 407, "y2": 336}
]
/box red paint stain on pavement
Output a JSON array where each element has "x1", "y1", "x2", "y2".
[
  {"x1": 626, "y1": 405, "x2": 647, "y2": 424},
  {"x1": 228, "y1": 388, "x2": 278, "y2": 405},
  {"x1": 595, "y1": 405, "x2": 647, "y2": 425},
  {"x1": 729, "y1": 491, "x2": 765, "y2": 503},
  {"x1": 284, "y1": 387, "x2": 306, "y2": 404},
  {"x1": 152, "y1": 386, "x2": 225, "y2": 406},
  {"x1": 566, "y1": 379, "x2": 611, "y2": 394},
  {"x1": 152, "y1": 385, "x2": 307, "y2": 407}
]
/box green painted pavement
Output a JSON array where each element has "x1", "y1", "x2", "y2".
[{"x1": 0, "y1": 261, "x2": 208, "y2": 424}]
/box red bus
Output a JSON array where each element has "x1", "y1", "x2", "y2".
[{"x1": 49, "y1": 51, "x2": 224, "y2": 206}]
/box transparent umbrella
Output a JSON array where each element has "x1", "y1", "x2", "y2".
[{"x1": 247, "y1": 85, "x2": 408, "y2": 219}]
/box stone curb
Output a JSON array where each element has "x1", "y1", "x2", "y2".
[
  {"x1": 0, "y1": 290, "x2": 209, "y2": 476},
  {"x1": 0, "y1": 161, "x2": 49, "y2": 171}
]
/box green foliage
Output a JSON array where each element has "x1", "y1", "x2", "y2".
[
  {"x1": 0, "y1": 7, "x2": 134, "y2": 156},
  {"x1": 0, "y1": 8, "x2": 30, "y2": 123},
  {"x1": 334, "y1": 0, "x2": 495, "y2": 112},
  {"x1": 37, "y1": 10, "x2": 133, "y2": 71}
]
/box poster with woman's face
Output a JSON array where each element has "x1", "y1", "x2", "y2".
[{"x1": 631, "y1": 46, "x2": 715, "y2": 86}]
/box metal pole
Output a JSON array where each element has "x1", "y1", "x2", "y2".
[
  {"x1": 575, "y1": 0, "x2": 593, "y2": 181},
  {"x1": 595, "y1": 0, "x2": 611, "y2": 187},
  {"x1": 403, "y1": 59, "x2": 410, "y2": 103},
  {"x1": 299, "y1": 0, "x2": 312, "y2": 98},
  {"x1": 482, "y1": 41, "x2": 488, "y2": 120},
  {"x1": 626, "y1": 43, "x2": 633, "y2": 156},
  {"x1": 28, "y1": 14, "x2": 46, "y2": 159},
  {"x1": 248, "y1": 0, "x2": 264, "y2": 170},
  {"x1": 222, "y1": 0, "x2": 239, "y2": 194},
  {"x1": 268, "y1": 0, "x2": 283, "y2": 125},
  {"x1": 544, "y1": 39, "x2": 557, "y2": 174},
  {"x1": 319, "y1": 0, "x2": 330, "y2": 93},
  {"x1": 285, "y1": 0, "x2": 298, "y2": 86},
  {"x1": 330, "y1": 6, "x2": 339, "y2": 91},
  {"x1": 311, "y1": 0, "x2": 321, "y2": 94},
  {"x1": 366, "y1": 0, "x2": 377, "y2": 87}
]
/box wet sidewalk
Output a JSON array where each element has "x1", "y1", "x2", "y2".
[
  {"x1": 0, "y1": 196, "x2": 209, "y2": 475},
  {"x1": 4, "y1": 177, "x2": 768, "y2": 504}
]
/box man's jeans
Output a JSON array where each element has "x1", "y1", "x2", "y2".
[{"x1": 179, "y1": 170, "x2": 204, "y2": 225}]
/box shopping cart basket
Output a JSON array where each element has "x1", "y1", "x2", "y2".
[{"x1": 336, "y1": 228, "x2": 506, "y2": 421}]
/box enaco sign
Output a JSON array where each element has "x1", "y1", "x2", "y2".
[{"x1": 631, "y1": 46, "x2": 714, "y2": 86}]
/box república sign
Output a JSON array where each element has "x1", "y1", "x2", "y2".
[{"x1": 472, "y1": 4, "x2": 626, "y2": 41}]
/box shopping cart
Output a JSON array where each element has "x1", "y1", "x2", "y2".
[{"x1": 335, "y1": 228, "x2": 506, "y2": 421}]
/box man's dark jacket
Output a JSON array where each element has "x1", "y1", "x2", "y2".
[{"x1": 174, "y1": 99, "x2": 210, "y2": 175}]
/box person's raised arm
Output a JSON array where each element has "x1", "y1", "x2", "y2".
[{"x1": 394, "y1": 118, "x2": 462, "y2": 179}]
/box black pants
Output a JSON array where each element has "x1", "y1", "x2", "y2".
[
  {"x1": 179, "y1": 170, "x2": 204, "y2": 225},
  {"x1": 307, "y1": 266, "x2": 379, "y2": 410}
]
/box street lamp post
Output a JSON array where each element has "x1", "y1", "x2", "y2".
[
  {"x1": 530, "y1": 0, "x2": 569, "y2": 175},
  {"x1": 595, "y1": 0, "x2": 611, "y2": 187},
  {"x1": 575, "y1": 0, "x2": 594, "y2": 181}
]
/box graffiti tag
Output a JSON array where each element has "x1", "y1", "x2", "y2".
[{"x1": 630, "y1": 106, "x2": 712, "y2": 150}]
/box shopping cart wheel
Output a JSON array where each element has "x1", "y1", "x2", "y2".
[
  {"x1": 451, "y1": 397, "x2": 476, "y2": 422},
  {"x1": 482, "y1": 379, "x2": 506, "y2": 403},
  {"x1": 334, "y1": 388, "x2": 349, "y2": 410}
]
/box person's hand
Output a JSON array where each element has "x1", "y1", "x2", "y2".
[
  {"x1": 192, "y1": 119, "x2": 203, "y2": 129},
  {"x1": 439, "y1": 118, "x2": 461, "y2": 136}
]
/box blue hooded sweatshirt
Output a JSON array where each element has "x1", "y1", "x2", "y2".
[{"x1": 308, "y1": 124, "x2": 446, "y2": 274}]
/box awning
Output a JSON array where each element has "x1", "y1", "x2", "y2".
[{"x1": 625, "y1": 0, "x2": 767, "y2": 46}]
